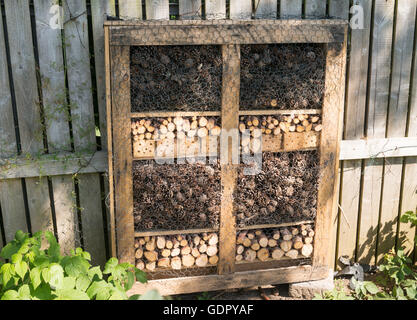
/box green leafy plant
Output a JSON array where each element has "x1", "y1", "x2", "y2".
[
  {"x1": 0, "y1": 230, "x2": 160, "y2": 300},
  {"x1": 313, "y1": 280, "x2": 354, "y2": 300}
]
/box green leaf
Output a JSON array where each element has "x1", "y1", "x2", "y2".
[
  {"x1": 11, "y1": 253, "x2": 22, "y2": 264},
  {"x1": 364, "y1": 282, "x2": 379, "y2": 295},
  {"x1": 135, "y1": 268, "x2": 147, "y2": 284},
  {"x1": 15, "y1": 230, "x2": 27, "y2": 242},
  {"x1": 128, "y1": 294, "x2": 140, "y2": 300},
  {"x1": 44, "y1": 231, "x2": 60, "y2": 259},
  {"x1": 139, "y1": 289, "x2": 163, "y2": 300},
  {"x1": 30, "y1": 267, "x2": 42, "y2": 290},
  {"x1": 86, "y1": 280, "x2": 110, "y2": 300},
  {"x1": 76, "y1": 275, "x2": 91, "y2": 292},
  {"x1": 15, "y1": 261, "x2": 28, "y2": 279},
  {"x1": 103, "y1": 257, "x2": 118, "y2": 274},
  {"x1": 61, "y1": 256, "x2": 90, "y2": 277},
  {"x1": 42, "y1": 267, "x2": 52, "y2": 283},
  {"x1": 18, "y1": 284, "x2": 31, "y2": 300},
  {"x1": 55, "y1": 289, "x2": 90, "y2": 300},
  {"x1": 1, "y1": 290, "x2": 20, "y2": 300},
  {"x1": 1, "y1": 263, "x2": 15, "y2": 285},
  {"x1": 125, "y1": 271, "x2": 135, "y2": 291},
  {"x1": 31, "y1": 283, "x2": 54, "y2": 300},
  {"x1": 48, "y1": 264, "x2": 64, "y2": 289},
  {"x1": 1, "y1": 242, "x2": 21, "y2": 260},
  {"x1": 60, "y1": 277, "x2": 76, "y2": 290},
  {"x1": 87, "y1": 266, "x2": 103, "y2": 281}
]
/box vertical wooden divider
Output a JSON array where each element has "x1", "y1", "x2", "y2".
[
  {"x1": 218, "y1": 44, "x2": 240, "y2": 275},
  {"x1": 110, "y1": 44, "x2": 135, "y2": 264},
  {"x1": 314, "y1": 37, "x2": 347, "y2": 267}
]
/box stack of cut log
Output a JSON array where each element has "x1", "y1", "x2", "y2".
[
  {"x1": 236, "y1": 225, "x2": 315, "y2": 263},
  {"x1": 239, "y1": 114, "x2": 321, "y2": 153},
  {"x1": 135, "y1": 232, "x2": 219, "y2": 271},
  {"x1": 132, "y1": 116, "x2": 221, "y2": 157}
]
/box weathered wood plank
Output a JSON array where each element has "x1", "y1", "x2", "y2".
[
  {"x1": 254, "y1": 0, "x2": 277, "y2": 19},
  {"x1": 63, "y1": 0, "x2": 105, "y2": 257},
  {"x1": 378, "y1": 0, "x2": 414, "y2": 264},
  {"x1": 218, "y1": 44, "x2": 240, "y2": 275},
  {"x1": 179, "y1": 0, "x2": 201, "y2": 19},
  {"x1": 128, "y1": 265, "x2": 329, "y2": 295},
  {"x1": 0, "y1": 3, "x2": 26, "y2": 246},
  {"x1": 3, "y1": 0, "x2": 46, "y2": 239},
  {"x1": 119, "y1": 0, "x2": 142, "y2": 19},
  {"x1": 280, "y1": 0, "x2": 302, "y2": 18},
  {"x1": 339, "y1": 0, "x2": 371, "y2": 265},
  {"x1": 305, "y1": 0, "x2": 326, "y2": 18},
  {"x1": 110, "y1": 45, "x2": 134, "y2": 264},
  {"x1": 91, "y1": 0, "x2": 116, "y2": 152},
  {"x1": 78, "y1": 173, "x2": 106, "y2": 266},
  {"x1": 314, "y1": 37, "x2": 347, "y2": 268},
  {"x1": 146, "y1": 0, "x2": 169, "y2": 19},
  {"x1": 205, "y1": 0, "x2": 226, "y2": 19},
  {"x1": 329, "y1": 0, "x2": 350, "y2": 19},
  {"x1": 361, "y1": 0, "x2": 395, "y2": 265},
  {"x1": 230, "y1": 0, "x2": 252, "y2": 19},
  {"x1": 340, "y1": 137, "x2": 417, "y2": 160}
]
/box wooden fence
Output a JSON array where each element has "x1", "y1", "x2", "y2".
[{"x1": 0, "y1": 0, "x2": 416, "y2": 269}]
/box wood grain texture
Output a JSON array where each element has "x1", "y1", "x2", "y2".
[
  {"x1": 338, "y1": 0, "x2": 371, "y2": 265},
  {"x1": 128, "y1": 265, "x2": 329, "y2": 295},
  {"x1": 377, "y1": 0, "x2": 410, "y2": 264},
  {"x1": 280, "y1": 0, "x2": 302, "y2": 18},
  {"x1": 205, "y1": 0, "x2": 226, "y2": 19},
  {"x1": 119, "y1": 0, "x2": 142, "y2": 19},
  {"x1": 63, "y1": 0, "x2": 105, "y2": 257},
  {"x1": 230, "y1": 0, "x2": 252, "y2": 19},
  {"x1": 110, "y1": 45, "x2": 134, "y2": 264},
  {"x1": 254, "y1": 0, "x2": 277, "y2": 19},
  {"x1": 218, "y1": 44, "x2": 240, "y2": 275},
  {"x1": 179, "y1": 0, "x2": 201, "y2": 19},
  {"x1": 361, "y1": 0, "x2": 395, "y2": 265},
  {"x1": 314, "y1": 38, "x2": 347, "y2": 267},
  {"x1": 146, "y1": 0, "x2": 169, "y2": 19}
]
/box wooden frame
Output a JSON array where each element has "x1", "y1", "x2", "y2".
[{"x1": 105, "y1": 19, "x2": 348, "y2": 295}]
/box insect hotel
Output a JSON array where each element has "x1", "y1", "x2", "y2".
[{"x1": 105, "y1": 19, "x2": 347, "y2": 295}]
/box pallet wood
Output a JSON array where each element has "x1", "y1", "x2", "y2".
[
  {"x1": 328, "y1": 0, "x2": 350, "y2": 19},
  {"x1": 179, "y1": 0, "x2": 201, "y2": 19},
  {"x1": 107, "y1": 20, "x2": 347, "y2": 46},
  {"x1": 111, "y1": 45, "x2": 135, "y2": 264},
  {"x1": 254, "y1": 0, "x2": 277, "y2": 19},
  {"x1": 135, "y1": 228, "x2": 218, "y2": 237},
  {"x1": 360, "y1": 0, "x2": 395, "y2": 265},
  {"x1": 128, "y1": 265, "x2": 329, "y2": 295},
  {"x1": 314, "y1": 39, "x2": 347, "y2": 267},
  {"x1": 218, "y1": 44, "x2": 240, "y2": 275},
  {"x1": 338, "y1": 0, "x2": 370, "y2": 265},
  {"x1": 205, "y1": 0, "x2": 226, "y2": 19}
]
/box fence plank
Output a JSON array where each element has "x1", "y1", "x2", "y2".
[
  {"x1": 280, "y1": 0, "x2": 302, "y2": 18},
  {"x1": 205, "y1": 0, "x2": 226, "y2": 19},
  {"x1": 179, "y1": 0, "x2": 201, "y2": 19},
  {"x1": 379, "y1": 0, "x2": 416, "y2": 263},
  {"x1": 339, "y1": 0, "x2": 371, "y2": 265},
  {"x1": 230, "y1": 0, "x2": 252, "y2": 19},
  {"x1": 146, "y1": 0, "x2": 169, "y2": 19},
  {"x1": 254, "y1": 0, "x2": 277, "y2": 19},
  {"x1": 119, "y1": 0, "x2": 142, "y2": 19},
  {"x1": 3, "y1": 0, "x2": 48, "y2": 239},
  {"x1": 329, "y1": 0, "x2": 350, "y2": 19},
  {"x1": 63, "y1": 0, "x2": 105, "y2": 257},
  {"x1": 305, "y1": 0, "x2": 326, "y2": 18},
  {"x1": 361, "y1": 0, "x2": 395, "y2": 265}
]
